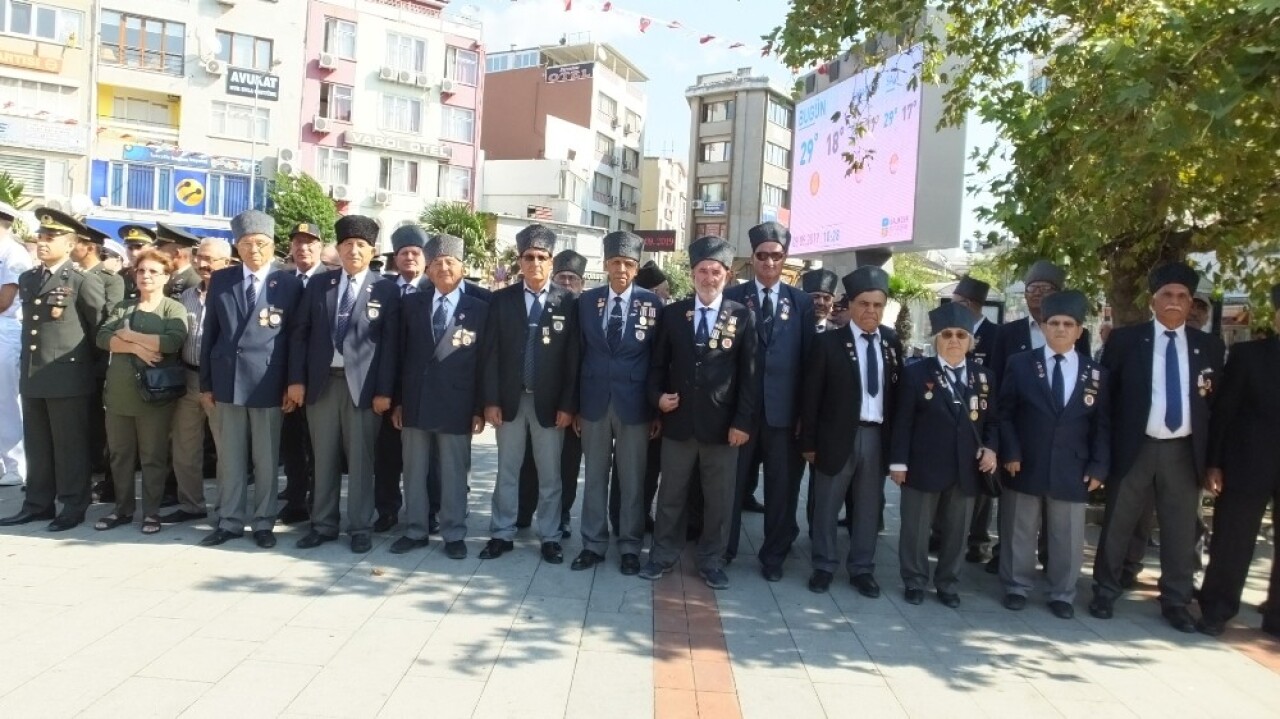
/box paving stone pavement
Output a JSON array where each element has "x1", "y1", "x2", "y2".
[{"x1": 0, "y1": 427, "x2": 1276, "y2": 718}]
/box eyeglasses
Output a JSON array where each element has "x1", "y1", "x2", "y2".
[
  {"x1": 520, "y1": 254, "x2": 551, "y2": 264},
  {"x1": 754, "y1": 251, "x2": 785, "y2": 263},
  {"x1": 1044, "y1": 319, "x2": 1079, "y2": 329},
  {"x1": 238, "y1": 240, "x2": 273, "y2": 250},
  {"x1": 1025, "y1": 282, "x2": 1056, "y2": 295},
  {"x1": 135, "y1": 267, "x2": 168, "y2": 276},
  {"x1": 938, "y1": 330, "x2": 970, "y2": 340}
]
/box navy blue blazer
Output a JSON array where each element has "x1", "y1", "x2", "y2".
[
  {"x1": 970, "y1": 316, "x2": 1001, "y2": 368},
  {"x1": 1102, "y1": 321, "x2": 1225, "y2": 482},
  {"x1": 724, "y1": 281, "x2": 814, "y2": 429},
  {"x1": 200, "y1": 265, "x2": 303, "y2": 407},
  {"x1": 397, "y1": 288, "x2": 489, "y2": 434},
  {"x1": 481, "y1": 282, "x2": 581, "y2": 427},
  {"x1": 889, "y1": 357, "x2": 999, "y2": 495},
  {"x1": 989, "y1": 316, "x2": 1091, "y2": 384},
  {"x1": 577, "y1": 285, "x2": 662, "y2": 425},
  {"x1": 287, "y1": 270, "x2": 399, "y2": 409},
  {"x1": 999, "y1": 348, "x2": 1110, "y2": 502},
  {"x1": 1207, "y1": 337, "x2": 1280, "y2": 482}
]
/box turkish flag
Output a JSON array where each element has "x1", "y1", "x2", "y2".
[
  {"x1": 639, "y1": 17, "x2": 651, "y2": 32},
  {"x1": 699, "y1": 35, "x2": 715, "y2": 44}
]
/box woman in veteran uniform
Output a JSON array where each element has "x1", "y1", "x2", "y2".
[{"x1": 95, "y1": 249, "x2": 188, "y2": 533}]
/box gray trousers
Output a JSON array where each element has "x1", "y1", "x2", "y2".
[
  {"x1": 811, "y1": 426, "x2": 884, "y2": 576},
  {"x1": 308, "y1": 375, "x2": 379, "y2": 538},
  {"x1": 403, "y1": 428, "x2": 471, "y2": 542},
  {"x1": 106, "y1": 406, "x2": 175, "y2": 519},
  {"x1": 492, "y1": 392, "x2": 564, "y2": 542},
  {"x1": 900, "y1": 484, "x2": 973, "y2": 593},
  {"x1": 580, "y1": 405, "x2": 650, "y2": 556},
  {"x1": 172, "y1": 369, "x2": 221, "y2": 515},
  {"x1": 1093, "y1": 438, "x2": 1200, "y2": 607},
  {"x1": 999, "y1": 488, "x2": 1086, "y2": 603},
  {"x1": 649, "y1": 437, "x2": 737, "y2": 572},
  {"x1": 216, "y1": 404, "x2": 283, "y2": 534}
]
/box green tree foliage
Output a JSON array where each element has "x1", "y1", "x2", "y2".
[
  {"x1": 267, "y1": 173, "x2": 338, "y2": 254},
  {"x1": 769, "y1": 1, "x2": 1280, "y2": 325},
  {"x1": 664, "y1": 252, "x2": 694, "y2": 301},
  {"x1": 0, "y1": 172, "x2": 33, "y2": 239},
  {"x1": 419, "y1": 202, "x2": 497, "y2": 274}
]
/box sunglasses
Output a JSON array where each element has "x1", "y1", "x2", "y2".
[
  {"x1": 938, "y1": 330, "x2": 970, "y2": 340},
  {"x1": 754, "y1": 251, "x2": 785, "y2": 263},
  {"x1": 520, "y1": 254, "x2": 551, "y2": 264}
]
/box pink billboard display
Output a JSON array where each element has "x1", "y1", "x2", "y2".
[{"x1": 789, "y1": 45, "x2": 924, "y2": 255}]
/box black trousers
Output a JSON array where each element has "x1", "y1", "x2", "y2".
[
  {"x1": 373, "y1": 414, "x2": 404, "y2": 518},
  {"x1": 518, "y1": 428, "x2": 582, "y2": 527},
  {"x1": 1199, "y1": 477, "x2": 1279, "y2": 625},
  {"x1": 611, "y1": 433, "x2": 661, "y2": 532},
  {"x1": 89, "y1": 381, "x2": 108, "y2": 475},
  {"x1": 21, "y1": 394, "x2": 93, "y2": 520},
  {"x1": 280, "y1": 406, "x2": 314, "y2": 508},
  {"x1": 728, "y1": 425, "x2": 804, "y2": 566}
]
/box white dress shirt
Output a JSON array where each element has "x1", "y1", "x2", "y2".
[
  {"x1": 295, "y1": 265, "x2": 321, "y2": 288},
  {"x1": 434, "y1": 285, "x2": 463, "y2": 328},
  {"x1": 523, "y1": 282, "x2": 548, "y2": 315},
  {"x1": 330, "y1": 269, "x2": 369, "y2": 368},
  {"x1": 852, "y1": 324, "x2": 885, "y2": 423},
  {"x1": 397, "y1": 275, "x2": 422, "y2": 295},
  {"x1": 1027, "y1": 316, "x2": 1046, "y2": 350},
  {"x1": 0, "y1": 236, "x2": 33, "y2": 322},
  {"x1": 241, "y1": 263, "x2": 271, "y2": 309},
  {"x1": 1146, "y1": 322, "x2": 1192, "y2": 438},
  {"x1": 693, "y1": 294, "x2": 722, "y2": 340},
  {"x1": 603, "y1": 285, "x2": 634, "y2": 333},
  {"x1": 1043, "y1": 347, "x2": 1078, "y2": 404}
]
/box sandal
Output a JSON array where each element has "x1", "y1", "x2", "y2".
[
  {"x1": 141, "y1": 517, "x2": 162, "y2": 535},
  {"x1": 94, "y1": 514, "x2": 132, "y2": 531}
]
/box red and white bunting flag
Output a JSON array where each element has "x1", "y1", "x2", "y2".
[
  {"x1": 639, "y1": 17, "x2": 651, "y2": 32},
  {"x1": 699, "y1": 35, "x2": 715, "y2": 44},
  {"x1": 668, "y1": 21, "x2": 682, "y2": 29},
  {"x1": 601, "y1": 1, "x2": 612, "y2": 10},
  {"x1": 563, "y1": 0, "x2": 572, "y2": 11},
  {"x1": 728, "y1": 42, "x2": 744, "y2": 49}
]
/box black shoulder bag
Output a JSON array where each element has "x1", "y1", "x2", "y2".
[{"x1": 127, "y1": 304, "x2": 186, "y2": 404}]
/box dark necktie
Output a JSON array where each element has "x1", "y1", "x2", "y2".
[
  {"x1": 863, "y1": 332, "x2": 879, "y2": 397},
  {"x1": 948, "y1": 366, "x2": 965, "y2": 402},
  {"x1": 432, "y1": 296, "x2": 449, "y2": 343},
  {"x1": 244, "y1": 275, "x2": 257, "y2": 310},
  {"x1": 607, "y1": 296, "x2": 624, "y2": 352},
  {"x1": 695, "y1": 307, "x2": 711, "y2": 347},
  {"x1": 761, "y1": 287, "x2": 774, "y2": 339},
  {"x1": 1164, "y1": 330, "x2": 1181, "y2": 431},
  {"x1": 333, "y1": 275, "x2": 355, "y2": 350},
  {"x1": 523, "y1": 289, "x2": 543, "y2": 390},
  {"x1": 1052, "y1": 353, "x2": 1066, "y2": 411},
  {"x1": 297, "y1": 271, "x2": 307, "y2": 288}
]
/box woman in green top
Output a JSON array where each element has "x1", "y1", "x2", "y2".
[{"x1": 95, "y1": 249, "x2": 189, "y2": 534}]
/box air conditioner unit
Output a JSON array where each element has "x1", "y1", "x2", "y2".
[
  {"x1": 277, "y1": 148, "x2": 296, "y2": 163},
  {"x1": 216, "y1": 0, "x2": 235, "y2": 6},
  {"x1": 276, "y1": 161, "x2": 297, "y2": 176},
  {"x1": 317, "y1": 53, "x2": 337, "y2": 70},
  {"x1": 397, "y1": 70, "x2": 414, "y2": 85},
  {"x1": 373, "y1": 189, "x2": 392, "y2": 206},
  {"x1": 313, "y1": 116, "x2": 332, "y2": 133},
  {"x1": 625, "y1": 124, "x2": 636, "y2": 135},
  {"x1": 415, "y1": 73, "x2": 432, "y2": 88},
  {"x1": 439, "y1": 78, "x2": 456, "y2": 94},
  {"x1": 610, "y1": 119, "x2": 620, "y2": 130},
  {"x1": 203, "y1": 59, "x2": 225, "y2": 76},
  {"x1": 691, "y1": 200, "x2": 704, "y2": 210},
  {"x1": 331, "y1": 184, "x2": 351, "y2": 201},
  {"x1": 379, "y1": 66, "x2": 397, "y2": 81}
]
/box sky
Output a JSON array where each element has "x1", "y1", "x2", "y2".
[{"x1": 463, "y1": 0, "x2": 795, "y2": 159}]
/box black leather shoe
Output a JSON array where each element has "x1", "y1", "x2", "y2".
[
  {"x1": 479, "y1": 538, "x2": 514, "y2": 559},
  {"x1": 1088, "y1": 596, "x2": 1115, "y2": 619},
  {"x1": 277, "y1": 504, "x2": 309, "y2": 525},
  {"x1": 1048, "y1": 601, "x2": 1075, "y2": 620},
  {"x1": 558, "y1": 522, "x2": 572, "y2": 540},
  {"x1": 373, "y1": 514, "x2": 398, "y2": 533},
  {"x1": 160, "y1": 494, "x2": 180, "y2": 508},
  {"x1": 253, "y1": 530, "x2": 277, "y2": 549},
  {"x1": 159, "y1": 509, "x2": 208, "y2": 524},
  {"x1": 850, "y1": 574, "x2": 881, "y2": 598},
  {"x1": 444, "y1": 540, "x2": 467, "y2": 559},
  {"x1": 761, "y1": 565, "x2": 783, "y2": 582},
  {"x1": 350, "y1": 535, "x2": 372, "y2": 553},
  {"x1": 296, "y1": 531, "x2": 336, "y2": 549},
  {"x1": 541, "y1": 541, "x2": 564, "y2": 564},
  {"x1": 836, "y1": 516, "x2": 851, "y2": 529},
  {"x1": 619, "y1": 553, "x2": 641, "y2": 575},
  {"x1": 965, "y1": 547, "x2": 986, "y2": 563},
  {"x1": 1002, "y1": 593, "x2": 1028, "y2": 611},
  {"x1": 200, "y1": 529, "x2": 239, "y2": 547},
  {"x1": 699, "y1": 567, "x2": 729, "y2": 590},
  {"x1": 937, "y1": 591, "x2": 961, "y2": 608},
  {"x1": 428, "y1": 515, "x2": 441, "y2": 535},
  {"x1": 391, "y1": 536, "x2": 430, "y2": 554},
  {"x1": 1261, "y1": 616, "x2": 1280, "y2": 637},
  {"x1": 47, "y1": 516, "x2": 82, "y2": 532},
  {"x1": 1119, "y1": 568, "x2": 1138, "y2": 589},
  {"x1": 571, "y1": 549, "x2": 603, "y2": 571},
  {"x1": 903, "y1": 588, "x2": 925, "y2": 605},
  {"x1": 985, "y1": 557, "x2": 999, "y2": 574},
  {"x1": 808, "y1": 570, "x2": 833, "y2": 594},
  {"x1": 0, "y1": 508, "x2": 55, "y2": 525},
  {"x1": 1162, "y1": 606, "x2": 1197, "y2": 633},
  {"x1": 741, "y1": 496, "x2": 765, "y2": 513}
]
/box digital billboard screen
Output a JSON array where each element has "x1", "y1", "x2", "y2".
[{"x1": 789, "y1": 46, "x2": 924, "y2": 255}]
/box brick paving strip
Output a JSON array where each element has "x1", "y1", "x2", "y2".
[{"x1": 651, "y1": 550, "x2": 743, "y2": 719}]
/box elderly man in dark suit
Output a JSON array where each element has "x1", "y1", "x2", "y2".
[
  {"x1": 198, "y1": 210, "x2": 304, "y2": 549},
  {"x1": 287, "y1": 215, "x2": 399, "y2": 554},
  {"x1": 640, "y1": 235, "x2": 759, "y2": 590},
  {"x1": 1089, "y1": 262, "x2": 1226, "y2": 632},
  {"x1": 480, "y1": 224, "x2": 581, "y2": 563},
  {"x1": 723, "y1": 222, "x2": 815, "y2": 581},
  {"x1": 890, "y1": 302, "x2": 999, "y2": 607},
  {"x1": 391, "y1": 234, "x2": 489, "y2": 559},
  {"x1": 572, "y1": 232, "x2": 662, "y2": 574},
  {"x1": 802, "y1": 267, "x2": 904, "y2": 595},
  {"x1": 998, "y1": 290, "x2": 1110, "y2": 618},
  {"x1": 0, "y1": 209, "x2": 107, "y2": 531},
  {"x1": 1197, "y1": 284, "x2": 1280, "y2": 638},
  {"x1": 803, "y1": 268, "x2": 840, "y2": 334}
]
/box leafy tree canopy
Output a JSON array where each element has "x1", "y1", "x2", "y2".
[
  {"x1": 419, "y1": 202, "x2": 498, "y2": 274},
  {"x1": 267, "y1": 173, "x2": 338, "y2": 253}
]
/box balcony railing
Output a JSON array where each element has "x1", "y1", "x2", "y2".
[
  {"x1": 592, "y1": 191, "x2": 615, "y2": 206},
  {"x1": 99, "y1": 115, "x2": 180, "y2": 138},
  {"x1": 619, "y1": 198, "x2": 637, "y2": 213},
  {"x1": 597, "y1": 152, "x2": 618, "y2": 167}
]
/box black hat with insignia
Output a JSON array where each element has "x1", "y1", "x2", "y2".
[
  {"x1": 1041, "y1": 289, "x2": 1089, "y2": 324},
  {"x1": 802, "y1": 269, "x2": 839, "y2": 296},
  {"x1": 79, "y1": 224, "x2": 110, "y2": 245},
  {"x1": 335, "y1": 215, "x2": 380, "y2": 244},
  {"x1": 748, "y1": 221, "x2": 790, "y2": 251},
  {"x1": 33, "y1": 207, "x2": 85, "y2": 237},
  {"x1": 1148, "y1": 262, "x2": 1199, "y2": 294},
  {"x1": 635, "y1": 260, "x2": 667, "y2": 290},
  {"x1": 842, "y1": 266, "x2": 890, "y2": 300},
  {"x1": 516, "y1": 224, "x2": 558, "y2": 255},
  {"x1": 290, "y1": 221, "x2": 324, "y2": 242},
  {"x1": 553, "y1": 250, "x2": 587, "y2": 278},
  {"x1": 118, "y1": 224, "x2": 157, "y2": 245},
  {"x1": 688, "y1": 235, "x2": 733, "y2": 269},
  {"x1": 954, "y1": 275, "x2": 991, "y2": 304},
  {"x1": 602, "y1": 231, "x2": 644, "y2": 262},
  {"x1": 155, "y1": 222, "x2": 201, "y2": 248},
  {"x1": 928, "y1": 302, "x2": 977, "y2": 335}
]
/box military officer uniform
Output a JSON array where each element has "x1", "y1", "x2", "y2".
[
  {"x1": 76, "y1": 225, "x2": 125, "y2": 489},
  {"x1": 155, "y1": 223, "x2": 202, "y2": 299},
  {"x1": 0, "y1": 209, "x2": 108, "y2": 530}
]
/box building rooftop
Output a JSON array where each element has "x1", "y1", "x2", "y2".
[
  {"x1": 686, "y1": 67, "x2": 792, "y2": 99},
  {"x1": 535, "y1": 42, "x2": 648, "y2": 83}
]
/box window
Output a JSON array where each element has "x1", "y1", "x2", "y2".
[
  {"x1": 484, "y1": 49, "x2": 538, "y2": 74},
  {"x1": 596, "y1": 92, "x2": 617, "y2": 121},
  {"x1": 323, "y1": 17, "x2": 356, "y2": 59},
  {"x1": 216, "y1": 31, "x2": 274, "y2": 72},
  {"x1": 592, "y1": 172, "x2": 613, "y2": 205},
  {"x1": 319, "y1": 82, "x2": 353, "y2": 122},
  {"x1": 763, "y1": 183, "x2": 789, "y2": 207},
  {"x1": 446, "y1": 46, "x2": 479, "y2": 86},
  {"x1": 3, "y1": 1, "x2": 81, "y2": 44},
  {"x1": 385, "y1": 32, "x2": 427, "y2": 73},
  {"x1": 106, "y1": 162, "x2": 171, "y2": 211},
  {"x1": 205, "y1": 173, "x2": 260, "y2": 218},
  {"x1": 624, "y1": 110, "x2": 641, "y2": 134},
  {"x1": 441, "y1": 106, "x2": 475, "y2": 143},
  {"x1": 99, "y1": 11, "x2": 183, "y2": 75},
  {"x1": 380, "y1": 94, "x2": 423, "y2": 134},
  {"x1": 700, "y1": 141, "x2": 731, "y2": 163},
  {"x1": 590, "y1": 212, "x2": 610, "y2": 229},
  {"x1": 560, "y1": 171, "x2": 585, "y2": 202},
  {"x1": 767, "y1": 98, "x2": 793, "y2": 128},
  {"x1": 211, "y1": 101, "x2": 269, "y2": 142},
  {"x1": 438, "y1": 165, "x2": 472, "y2": 202},
  {"x1": 765, "y1": 142, "x2": 790, "y2": 168},
  {"x1": 618, "y1": 220, "x2": 634, "y2": 233},
  {"x1": 595, "y1": 133, "x2": 615, "y2": 164},
  {"x1": 696, "y1": 222, "x2": 728, "y2": 238},
  {"x1": 618, "y1": 183, "x2": 638, "y2": 213},
  {"x1": 379, "y1": 157, "x2": 419, "y2": 193},
  {"x1": 0, "y1": 77, "x2": 76, "y2": 117},
  {"x1": 111, "y1": 96, "x2": 170, "y2": 127},
  {"x1": 701, "y1": 99, "x2": 734, "y2": 123},
  {"x1": 316, "y1": 147, "x2": 350, "y2": 186},
  {"x1": 697, "y1": 182, "x2": 726, "y2": 202},
  {"x1": 621, "y1": 148, "x2": 640, "y2": 175}
]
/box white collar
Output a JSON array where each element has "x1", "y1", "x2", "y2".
[
  {"x1": 755, "y1": 279, "x2": 780, "y2": 297},
  {"x1": 608, "y1": 284, "x2": 633, "y2": 305},
  {"x1": 241, "y1": 264, "x2": 271, "y2": 284},
  {"x1": 436, "y1": 284, "x2": 463, "y2": 307}
]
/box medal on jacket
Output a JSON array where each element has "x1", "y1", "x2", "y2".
[
  {"x1": 367, "y1": 300, "x2": 381, "y2": 320},
  {"x1": 259, "y1": 308, "x2": 270, "y2": 326},
  {"x1": 778, "y1": 297, "x2": 791, "y2": 321},
  {"x1": 969, "y1": 395, "x2": 979, "y2": 421},
  {"x1": 542, "y1": 326, "x2": 551, "y2": 345},
  {"x1": 924, "y1": 381, "x2": 934, "y2": 400}
]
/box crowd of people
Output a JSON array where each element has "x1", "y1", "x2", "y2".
[{"x1": 0, "y1": 202, "x2": 1275, "y2": 640}]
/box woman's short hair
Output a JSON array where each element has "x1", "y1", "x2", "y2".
[{"x1": 132, "y1": 248, "x2": 174, "y2": 276}]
